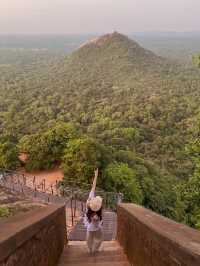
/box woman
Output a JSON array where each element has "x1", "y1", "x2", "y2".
[{"x1": 84, "y1": 168, "x2": 103, "y2": 254}]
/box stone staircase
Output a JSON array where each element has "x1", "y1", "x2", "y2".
[
  {"x1": 68, "y1": 211, "x2": 117, "y2": 241},
  {"x1": 58, "y1": 241, "x2": 130, "y2": 266}
]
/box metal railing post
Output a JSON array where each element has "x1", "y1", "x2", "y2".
[
  {"x1": 71, "y1": 196, "x2": 74, "y2": 226},
  {"x1": 43, "y1": 179, "x2": 46, "y2": 191},
  {"x1": 74, "y1": 193, "x2": 77, "y2": 218},
  {"x1": 34, "y1": 186, "x2": 37, "y2": 197},
  {"x1": 33, "y1": 176, "x2": 36, "y2": 188}
]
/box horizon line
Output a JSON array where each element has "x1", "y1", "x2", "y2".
[{"x1": 0, "y1": 30, "x2": 200, "y2": 36}]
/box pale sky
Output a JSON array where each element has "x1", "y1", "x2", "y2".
[{"x1": 0, "y1": 0, "x2": 200, "y2": 34}]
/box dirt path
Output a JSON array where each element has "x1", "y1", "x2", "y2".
[{"x1": 17, "y1": 167, "x2": 64, "y2": 187}]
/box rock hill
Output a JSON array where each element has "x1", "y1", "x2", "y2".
[{"x1": 58, "y1": 31, "x2": 167, "y2": 86}]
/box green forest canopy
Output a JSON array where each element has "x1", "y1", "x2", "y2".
[{"x1": 0, "y1": 32, "x2": 200, "y2": 229}]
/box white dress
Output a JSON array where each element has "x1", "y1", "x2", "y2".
[
  {"x1": 83, "y1": 191, "x2": 103, "y2": 232},
  {"x1": 84, "y1": 191, "x2": 103, "y2": 252}
]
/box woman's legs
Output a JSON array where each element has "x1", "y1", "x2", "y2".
[
  {"x1": 86, "y1": 229, "x2": 103, "y2": 254},
  {"x1": 86, "y1": 231, "x2": 94, "y2": 253},
  {"x1": 93, "y1": 229, "x2": 103, "y2": 252}
]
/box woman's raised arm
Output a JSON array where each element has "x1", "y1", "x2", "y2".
[
  {"x1": 87, "y1": 168, "x2": 99, "y2": 204},
  {"x1": 91, "y1": 168, "x2": 98, "y2": 193}
]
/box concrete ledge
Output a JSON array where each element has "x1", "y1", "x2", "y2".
[
  {"x1": 0, "y1": 204, "x2": 66, "y2": 266},
  {"x1": 117, "y1": 203, "x2": 200, "y2": 266}
]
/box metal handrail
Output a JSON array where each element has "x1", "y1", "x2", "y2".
[{"x1": 0, "y1": 168, "x2": 123, "y2": 228}]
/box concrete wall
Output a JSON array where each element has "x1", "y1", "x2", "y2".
[
  {"x1": 117, "y1": 204, "x2": 200, "y2": 266},
  {"x1": 0, "y1": 204, "x2": 66, "y2": 266}
]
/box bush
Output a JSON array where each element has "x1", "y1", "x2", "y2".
[{"x1": 0, "y1": 206, "x2": 10, "y2": 218}]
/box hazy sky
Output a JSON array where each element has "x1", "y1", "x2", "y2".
[{"x1": 0, "y1": 0, "x2": 200, "y2": 34}]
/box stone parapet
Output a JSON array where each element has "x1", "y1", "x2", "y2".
[
  {"x1": 0, "y1": 204, "x2": 66, "y2": 266},
  {"x1": 117, "y1": 203, "x2": 200, "y2": 266}
]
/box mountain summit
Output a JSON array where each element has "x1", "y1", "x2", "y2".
[
  {"x1": 77, "y1": 31, "x2": 160, "y2": 63},
  {"x1": 80, "y1": 31, "x2": 139, "y2": 48},
  {"x1": 61, "y1": 32, "x2": 165, "y2": 85}
]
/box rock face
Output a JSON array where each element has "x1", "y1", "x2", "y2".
[{"x1": 0, "y1": 186, "x2": 46, "y2": 219}]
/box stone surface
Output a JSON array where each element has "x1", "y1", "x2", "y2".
[
  {"x1": 58, "y1": 241, "x2": 130, "y2": 266},
  {"x1": 0, "y1": 186, "x2": 46, "y2": 219},
  {"x1": 117, "y1": 203, "x2": 200, "y2": 266},
  {"x1": 0, "y1": 204, "x2": 66, "y2": 266}
]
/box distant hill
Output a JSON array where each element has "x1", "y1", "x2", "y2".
[
  {"x1": 49, "y1": 31, "x2": 176, "y2": 106},
  {"x1": 57, "y1": 31, "x2": 168, "y2": 86},
  {"x1": 72, "y1": 31, "x2": 164, "y2": 71}
]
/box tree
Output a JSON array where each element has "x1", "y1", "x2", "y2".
[
  {"x1": 103, "y1": 163, "x2": 143, "y2": 204},
  {"x1": 178, "y1": 175, "x2": 200, "y2": 228},
  {"x1": 62, "y1": 137, "x2": 112, "y2": 188},
  {"x1": 18, "y1": 122, "x2": 78, "y2": 171},
  {"x1": 178, "y1": 118, "x2": 200, "y2": 228},
  {"x1": 0, "y1": 136, "x2": 19, "y2": 170},
  {"x1": 141, "y1": 174, "x2": 184, "y2": 221},
  {"x1": 193, "y1": 54, "x2": 200, "y2": 68}
]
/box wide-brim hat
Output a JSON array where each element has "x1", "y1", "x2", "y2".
[{"x1": 89, "y1": 196, "x2": 103, "y2": 212}]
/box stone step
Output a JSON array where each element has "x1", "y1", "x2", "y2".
[
  {"x1": 64, "y1": 243, "x2": 123, "y2": 252},
  {"x1": 61, "y1": 247, "x2": 124, "y2": 257},
  {"x1": 68, "y1": 240, "x2": 121, "y2": 248},
  {"x1": 58, "y1": 241, "x2": 130, "y2": 266},
  {"x1": 58, "y1": 261, "x2": 130, "y2": 266},
  {"x1": 60, "y1": 254, "x2": 127, "y2": 264},
  {"x1": 61, "y1": 249, "x2": 125, "y2": 259}
]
